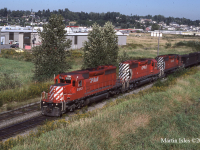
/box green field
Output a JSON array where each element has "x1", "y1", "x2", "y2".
[
  {"x1": 0, "y1": 57, "x2": 34, "y2": 86},
  {"x1": 119, "y1": 33, "x2": 199, "y2": 59}
]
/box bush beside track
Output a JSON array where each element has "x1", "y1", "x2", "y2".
[
  {"x1": 1, "y1": 66, "x2": 200, "y2": 150},
  {"x1": 0, "y1": 82, "x2": 52, "y2": 107}
]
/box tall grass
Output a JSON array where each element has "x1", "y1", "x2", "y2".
[
  {"x1": 1, "y1": 67, "x2": 200, "y2": 150},
  {"x1": 1, "y1": 49, "x2": 34, "y2": 62},
  {"x1": 0, "y1": 57, "x2": 34, "y2": 86},
  {"x1": 0, "y1": 81, "x2": 53, "y2": 106},
  {"x1": 175, "y1": 40, "x2": 200, "y2": 51},
  {"x1": 0, "y1": 73, "x2": 21, "y2": 91}
]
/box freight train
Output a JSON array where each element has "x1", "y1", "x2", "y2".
[{"x1": 41, "y1": 52, "x2": 200, "y2": 117}]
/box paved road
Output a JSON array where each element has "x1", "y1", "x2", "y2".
[{"x1": 0, "y1": 44, "x2": 11, "y2": 49}]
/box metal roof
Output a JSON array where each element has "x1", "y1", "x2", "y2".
[{"x1": 1, "y1": 29, "x2": 38, "y2": 33}]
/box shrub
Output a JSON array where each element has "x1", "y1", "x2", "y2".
[
  {"x1": 165, "y1": 42, "x2": 171, "y2": 49},
  {"x1": 0, "y1": 73, "x2": 21, "y2": 91},
  {"x1": 23, "y1": 51, "x2": 34, "y2": 62},
  {"x1": 1, "y1": 49, "x2": 34, "y2": 62},
  {"x1": 121, "y1": 43, "x2": 143, "y2": 49},
  {"x1": 175, "y1": 41, "x2": 200, "y2": 51},
  {"x1": 69, "y1": 50, "x2": 83, "y2": 58},
  {"x1": 0, "y1": 82, "x2": 52, "y2": 104}
]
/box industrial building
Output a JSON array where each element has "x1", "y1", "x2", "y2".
[{"x1": 0, "y1": 26, "x2": 127, "y2": 49}]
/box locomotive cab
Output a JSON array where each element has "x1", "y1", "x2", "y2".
[{"x1": 41, "y1": 73, "x2": 86, "y2": 116}]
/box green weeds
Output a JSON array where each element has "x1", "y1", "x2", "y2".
[
  {"x1": 175, "y1": 41, "x2": 200, "y2": 51},
  {"x1": 0, "y1": 82, "x2": 52, "y2": 106}
]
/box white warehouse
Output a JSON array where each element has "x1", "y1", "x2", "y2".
[{"x1": 0, "y1": 26, "x2": 127, "y2": 49}]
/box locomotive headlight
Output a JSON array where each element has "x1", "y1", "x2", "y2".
[
  {"x1": 65, "y1": 77, "x2": 71, "y2": 80},
  {"x1": 43, "y1": 102, "x2": 45, "y2": 104},
  {"x1": 66, "y1": 75, "x2": 71, "y2": 80},
  {"x1": 56, "y1": 103, "x2": 58, "y2": 105}
]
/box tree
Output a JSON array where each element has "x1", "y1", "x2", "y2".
[
  {"x1": 151, "y1": 23, "x2": 160, "y2": 31},
  {"x1": 103, "y1": 21, "x2": 119, "y2": 65},
  {"x1": 82, "y1": 21, "x2": 118, "y2": 68},
  {"x1": 32, "y1": 14, "x2": 72, "y2": 81}
]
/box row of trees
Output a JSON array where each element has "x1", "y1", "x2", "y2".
[
  {"x1": 33, "y1": 14, "x2": 118, "y2": 81},
  {"x1": 0, "y1": 7, "x2": 200, "y2": 27}
]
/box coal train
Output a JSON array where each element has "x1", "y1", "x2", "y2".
[{"x1": 41, "y1": 52, "x2": 200, "y2": 116}]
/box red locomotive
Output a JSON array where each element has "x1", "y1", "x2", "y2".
[
  {"x1": 41, "y1": 52, "x2": 200, "y2": 117},
  {"x1": 41, "y1": 65, "x2": 116, "y2": 116},
  {"x1": 119, "y1": 58, "x2": 160, "y2": 90}
]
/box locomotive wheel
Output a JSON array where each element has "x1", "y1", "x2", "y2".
[
  {"x1": 106, "y1": 93, "x2": 109, "y2": 99},
  {"x1": 85, "y1": 99, "x2": 90, "y2": 105},
  {"x1": 116, "y1": 90, "x2": 120, "y2": 95},
  {"x1": 77, "y1": 103, "x2": 81, "y2": 109},
  {"x1": 81, "y1": 100, "x2": 85, "y2": 107},
  {"x1": 70, "y1": 104, "x2": 76, "y2": 112}
]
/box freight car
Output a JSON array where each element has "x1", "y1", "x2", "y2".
[
  {"x1": 180, "y1": 52, "x2": 200, "y2": 68},
  {"x1": 41, "y1": 52, "x2": 200, "y2": 117}
]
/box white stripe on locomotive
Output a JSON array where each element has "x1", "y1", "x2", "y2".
[{"x1": 119, "y1": 63, "x2": 130, "y2": 82}]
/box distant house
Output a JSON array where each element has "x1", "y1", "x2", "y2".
[
  {"x1": 69, "y1": 21, "x2": 76, "y2": 26},
  {"x1": 145, "y1": 27, "x2": 151, "y2": 31},
  {"x1": 139, "y1": 18, "x2": 152, "y2": 24},
  {"x1": 169, "y1": 22, "x2": 179, "y2": 27},
  {"x1": 168, "y1": 27, "x2": 176, "y2": 31},
  {"x1": 152, "y1": 21, "x2": 157, "y2": 24}
]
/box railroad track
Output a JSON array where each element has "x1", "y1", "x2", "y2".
[
  {"x1": 0, "y1": 102, "x2": 40, "y2": 123},
  {"x1": 0, "y1": 115, "x2": 56, "y2": 141}
]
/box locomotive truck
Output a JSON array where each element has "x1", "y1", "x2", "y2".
[{"x1": 41, "y1": 52, "x2": 200, "y2": 117}]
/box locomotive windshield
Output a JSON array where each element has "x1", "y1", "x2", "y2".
[{"x1": 60, "y1": 79, "x2": 71, "y2": 84}]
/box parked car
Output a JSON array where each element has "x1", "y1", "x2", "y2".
[{"x1": 10, "y1": 43, "x2": 19, "y2": 48}]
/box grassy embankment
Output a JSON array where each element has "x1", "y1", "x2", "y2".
[{"x1": 1, "y1": 65, "x2": 200, "y2": 149}]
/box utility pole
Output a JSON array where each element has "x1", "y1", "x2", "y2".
[
  {"x1": 31, "y1": 10, "x2": 35, "y2": 48},
  {"x1": 157, "y1": 25, "x2": 161, "y2": 56}
]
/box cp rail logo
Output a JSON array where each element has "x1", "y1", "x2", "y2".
[
  {"x1": 141, "y1": 65, "x2": 147, "y2": 70},
  {"x1": 90, "y1": 77, "x2": 99, "y2": 83}
]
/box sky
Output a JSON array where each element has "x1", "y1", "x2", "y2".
[{"x1": 2, "y1": 0, "x2": 200, "y2": 21}]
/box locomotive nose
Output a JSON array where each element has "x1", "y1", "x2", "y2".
[{"x1": 49, "y1": 85, "x2": 64, "y2": 102}]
